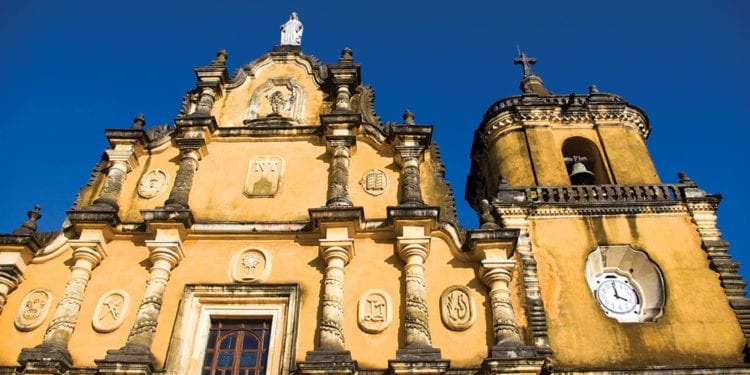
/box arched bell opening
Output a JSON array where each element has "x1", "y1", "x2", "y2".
[{"x1": 561, "y1": 137, "x2": 610, "y2": 185}]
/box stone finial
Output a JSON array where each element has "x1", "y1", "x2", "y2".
[
  {"x1": 12, "y1": 204, "x2": 41, "y2": 236},
  {"x1": 402, "y1": 109, "x2": 415, "y2": 125},
  {"x1": 339, "y1": 48, "x2": 353, "y2": 63},
  {"x1": 589, "y1": 84, "x2": 599, "y2": 94},
  {"x1": 498, "y1": 175, "x2": 509, "y2": 188},
  {"x1": 131, "y1": 114, "x2": 146, "y2": 130},
  {"x1": 211, "y1": 49, "x2": 228, "y2": 66},
  {"x1": 480, "y1": 199, "x2": 500, "y2": 229},
  {"x1": 678, "y1": 171, "x2": 696, "y2": 186}
]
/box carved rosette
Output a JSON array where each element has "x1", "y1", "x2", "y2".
[
  {"x1": 137, "y1": 169, "x2": 169, "y2": 199},
  {"x1": 358, "y1": 290, "x2": 392, "y2": 333},
  {"x1": 92, "y1": 290, "x2": 129, "y2": 333},
  {"x1": 440, "y1": 286, "x2": 475, "y2": 331},
  {"x1": 230, "y1": 248, "x2": 271, "y2": 283},
  {"x1": 15, "y1": 289, "x2": 53, "y2": 332}
]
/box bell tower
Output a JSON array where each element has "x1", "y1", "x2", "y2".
[{"x1": 466, "y1": 53, "x2": 750, "y2": 370}]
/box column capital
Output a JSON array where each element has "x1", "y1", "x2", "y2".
[
  {"x1": 104, "y1": 146, "x2": 139, "y2": 172},
  {"x1": 145, "y1": 240, "x2": 184, "y2": 268},
  {"x1": 464, "y1": 228, "x2": 519, "y2": 260},
  {"x1": 319, "y1": 241, "x2": 354, "y2": 265},
  {"x1": 396, "y1": 237, "x2": 430, "y2": 262},
  {"x1": 69, "y1": 240, "x2": 107, "y2": 268},
  {"x1": 479, "y1": 259, "x2": 516, "y2": 287}
]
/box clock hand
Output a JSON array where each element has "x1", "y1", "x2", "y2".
[{"x1": 612, "y1": 281, "x2": 627, "y2": 301}]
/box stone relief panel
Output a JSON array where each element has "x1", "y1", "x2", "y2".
[
  {"x1": 440, "y1": 285, "x2": 475, "y2": 331},
  {"x1": 137, "y1": 169, "x2": 169, "y2": 199},
  {"x1": 92, "y1": 289, "x2": 130, "y2": 333},
  {"x1": 15, "y1": 289, "x2": 53, "y2": 331},
  {"x1": 230, "y1": 248, "x2": 272, "y2": 283},
  {"x1": 244, "y1": 156, "x2": 287, "y2": 198},
  {"x1": 360, "y1": 169, "x2": 389, "y2": 196},
  {"x1": 357, "y1": 290, "x2": 392, "y2": 333},
  {"x1": 245, "y1": 77, "x2": 306, "y2": 121}
]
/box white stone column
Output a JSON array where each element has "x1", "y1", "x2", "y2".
[
  {"x1": 480, "y1": 259, "x2": 522, "y2": 346},
  {"x1": 398, "y1": 237, "x2": 432, "y2": 348},
  {"x1": 0, "y1": 269, "x2": 21, "y2": 315},
  {"x1": 326, "y1": 139, "x2": 354, "y2": 207},
  {"x1": 43, "y1": 241, "x2": 106, "y2": 348},
  {"x1": 124, "y1": 241, "x2": 184, "y2": 350},
  {"x1": 318, "y1": 243, "x2": 352, "y2": 350}
]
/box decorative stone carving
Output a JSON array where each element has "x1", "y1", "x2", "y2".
[
  {"x1": 15, "y1": 289, "x2": 53, "y2": 331},
  {"x1": 280, "y1": 12, "x2": 303, "y2": 46},
  {"x1": 358, "y1": 290, "x2": 392, "y2": 333},
  {"x1": 92, "y1": 289, "x2": 129, "y2": 333},
  {"x1": 244, "y1": 156, "x2": 286, "y2": 198},
  {"x1": 360, "y1": 169, "x2": 389, "y2": 196},
  {"x1": 137, "y1": 169, "x2": 169, "y2": 199},
  {"x1": 230, "y1": 248, "x2": 271, "y2": 283},
  {"x1": 440, "y1": 286, "x2": 475, "y2": 331},
  {"x1": 245, "y1": 78, "x2": 306, "y2": 122}
]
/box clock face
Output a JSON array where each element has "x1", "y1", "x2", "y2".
[{"x1": 595, "y1": 277, "x2": 640, "y2": 315}]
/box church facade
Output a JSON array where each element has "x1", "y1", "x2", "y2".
[{"x1": 1, "y1": 16, "x2": 749, "y2": 375}]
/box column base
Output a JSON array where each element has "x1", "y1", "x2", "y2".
[
  {"x1": 297, "y1": 350, "x2": 357, "y2": 374},
  {"x1": 17, "y1": 343, "x2": 73, "y2": 374},
  {"x1": 95, "y1": 345, "x2": 156, "y2": 375},
  {"x1": 388, "y1": 359, "x2": 449, "y2": 375},
  {"x1": 395, "y1": 345, "x2": 442, "y2": 361},
  {"x1": 482, "y1": 345, "x2": 547, "y2": 375}
]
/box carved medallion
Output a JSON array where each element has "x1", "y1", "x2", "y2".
[
  {"x1": 230, "y1": 248, "x2": 271, "y2": 283},
  {"x1": 440, "y1": 286, "x2": 475, "y2": 331},
  {"x1": 358, "y1": 290, "x2": 392, "y2": 333},
  {"x1": 15, "y1": 289, "x2": 53, "y2": 331},
  {"x1": 244, "y1": 156, "x2": 286, "y2": 198},
  {"x1": 137, "y1": 169, "x2": 169, "y2": 199},
  {"x1": 360, "y1": 169, "x2": 389, "y2": 196},
  {"x1": 92, "y1": 289, "x2": 129, "y2": 333}
]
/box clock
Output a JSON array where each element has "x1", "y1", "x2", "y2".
[{"x1": 594, "y1": 274, "x2": 641, "y2": 319}]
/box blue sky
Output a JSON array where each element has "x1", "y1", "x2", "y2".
[{"x1": 1, "y1": 1, "x2": 748, "y2": 284}]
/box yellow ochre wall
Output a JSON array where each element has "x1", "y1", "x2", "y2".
[
  {"x1": 487, "y1": 122, "x2": 660, "y2": 188},
  {"x1": 0, "y1": 233, "x2": 494, "y2": 369},
  {"x1": 531, "y1": 214, "x2": 745, "y2": 367}
]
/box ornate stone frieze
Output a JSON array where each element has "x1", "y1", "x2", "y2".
[
  {"x1": 440, "y1": 286, "x2": 475, "y2": 331},
  {"x1": 229, "y1": 248, "x2": 271, "y2": 283},
  {"x1": 358, "y1": 289, "x2": 392, "y2": 333},
  {"x1": 15, "y1": 289, "x2": 53, "y2": 331},
  {"x1": 92, "y1": 289, "x2": 129, "y2": 333},
  {"x1": 137, "y1": 169, "x2": 169, "y2": 199},
  {"x1": 360, "y1": 169, "x2": 389, "y2": 196},
  {"x1": 244, "y1": 155, "x2": 286, "y2": 198}
]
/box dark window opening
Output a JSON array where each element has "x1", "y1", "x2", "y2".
[
  {"x1": 202, "y1": 318, "x2": 272, "y2": 375},
  {"x1": 562, "y1": 137, "x2": 610, "y2": 185}
]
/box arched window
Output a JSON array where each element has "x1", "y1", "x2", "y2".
[
  {"x1": 561, "y1": 137, "x2": 610, "y2": 185},
  {"x1": 203, "y1": 319, "x2": 272, "y2": 375}
]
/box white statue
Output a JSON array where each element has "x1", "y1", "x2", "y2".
[{"x1": 280, "y1": 12, "x2": 303, "y2": 46}]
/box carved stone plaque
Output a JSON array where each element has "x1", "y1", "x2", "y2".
[
  {"x1": 440, "y1": 286, "x2": 475, "y2": 331},
  {"x1": 358, "y1": 290, "x2": 392, "y2": 333},
  {"x1": 137, "y1": 169, "x2": 169, "y2": 199},
  {"x1": 360, "y1": 169, "x2": 389, "y2": 196},
  {"x1": 245, "y1": 77, "x2": 306, "y2": 121},
  {"x1": 15, "y1": 289, "x2": 53, "y2": 331},
  {"x1": 92, "y1": 289, "x2": 129, "y2": 333},
  {"x1": 230, "y1": 248, "x2": 271, "y2": 283},
  {"x1": 244, "y1": 156, "x2": 286, "y2": 198}
]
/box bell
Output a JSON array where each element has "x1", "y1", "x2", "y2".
[{"x1": 569, "y1": 162, "x2": 595, "y2": 185}]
